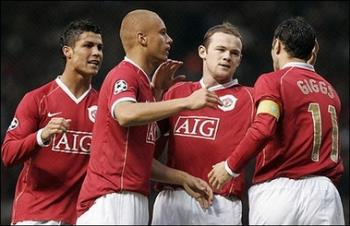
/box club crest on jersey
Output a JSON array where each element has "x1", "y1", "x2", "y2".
[
  {"x1": 218, "y1": 95, "x2": 237, "y2": 112},
  {"x1": 114, "y1": 80, "x2": 128, "y2": 94},
  {"x1": 7, "y1": 117, "x2": 19, "y2": 131},
  {"x1": 87, "y1": 105, "x2": 97, "y2": 123},
  {"x1": 174, "y1": 116, "x2": 219, "y2": 140}
]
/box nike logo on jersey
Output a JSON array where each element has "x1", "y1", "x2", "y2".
[{"x1": 47, "y1": 112, "x2": 62, "y2": 117}]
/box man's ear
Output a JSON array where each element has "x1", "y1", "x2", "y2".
[
  {"x1": 137, "y1": 32, "x2": 147, "y2": 46},
  {"x1": 198, "y1": 45, "x2": 207, "y2": 60},
  {"x1": 275, "y1": 39, "x2": 282, "y2": 54},
  {"x1": 307, "y1": 39, "x2": 319, "y2": 66},
  {"x1": 62, "y1": 46, "x2": 72, "y2": 59},
  {"x1": 272, "y1": 38, "x2": 282, "y2": 55}
]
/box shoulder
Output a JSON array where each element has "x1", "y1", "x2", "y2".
[
  {"x1": 165, "y1": 81, "x2": 196, "y2": 97},
  {"x1": 15, "y1": 80, "x2": 56, "y2": 109},
  {"x1": 24, "y1": 80, "x2": 57, "y2": 100},
  {"x1": 103, "y1": 61, "x2": 141, "y2": 86},
  {"x1": 237, "y1": 85, "x2": 254, "y2": 93},
  {"x1": 255, "y1": 69, "x2": 288, "y2": 87},
  {"x1": 90, "y1": 88, "x2": 99, "y2": 97},
  {"x1": 109, "y1": 61, "x2": 138, "y2": 77}
]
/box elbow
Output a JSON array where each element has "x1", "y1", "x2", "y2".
[
  {"x1": 1, "y1": 148, "x2": 14, "y2": 167},
  {"x1": 1, "y1": 141, "x2": 23, "y2": 167},
  {"x1": 113, "y1": 101, "x2": 141, "y2": 127},
  {"x1": 115, "y1": 111, "x2": 137, "y2": 127}
]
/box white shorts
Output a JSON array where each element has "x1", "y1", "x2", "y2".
[
  {"x1": 76, "y1": 191, "x2": 149, "y2": 225},
  {"x1": 248, "y1": 176, "x2": 345, "y2": 225},
  {"x1": 151, "y1": 188, "x2": 242, "y2": 225},
  {"x1": 14, "y1": 220, "x2": 65, "y2": 225}
]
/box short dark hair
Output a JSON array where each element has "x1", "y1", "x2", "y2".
[
  {"x1": 202, "y1": 22, "x2": 243, "y2": 49},
  {"x1": 59, "y1": 19, "x2": 101, "y2": 58},
  {"x1": 273, "y1": 17, "x2": 316, "y2": 60}
]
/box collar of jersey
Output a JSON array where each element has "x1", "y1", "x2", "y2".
[
  {"x1": 55, "y1": 77, "x2": 92, "y2": 104},
  {"x1": 200, "y1": 78, "x2": 239, "y2": 91},
  {"x1": 123, "y1": 56, "x2": 151, "y2": 83},
  {"x1": 282, "y1": 62, "x2": 315, "y2": 72}
]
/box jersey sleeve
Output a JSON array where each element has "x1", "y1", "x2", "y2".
[
  {"x1": 254, "y1": 74, "x2": 282, "y2": 108},
  {"x1": 108, "y1": 70, "x2": 139, "y2": 118},
  {"x1": 1, "y1": 93, "x2": 41, "y2": 166}
]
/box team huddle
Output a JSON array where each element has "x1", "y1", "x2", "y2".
[{"x1": 1, "y1": 9, "x2": 345, "y2": 225}]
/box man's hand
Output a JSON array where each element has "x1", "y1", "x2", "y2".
[
  {"x1": 208, "y1": 161, "x2": 232, "y2": 191},
  {"x1": 151, "y1": 59, "x2": 186, "y2": 100},
  {"x1": 185, "y1": 88, "x2": 222, "y2": 110},
  {"x1": 41, "y1": 117, "x2": 71, "y2": 143},
  {"x1": 182, "y1": 173, "x2": 213, "y2": 209}
]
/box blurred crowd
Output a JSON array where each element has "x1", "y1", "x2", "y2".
[{"x1": 1, "y1": 1, "x2": 348, "y2": 224}]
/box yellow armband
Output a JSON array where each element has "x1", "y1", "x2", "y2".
[{"x1": 256, "y1": 100, "x2": 280, "y2": 120}]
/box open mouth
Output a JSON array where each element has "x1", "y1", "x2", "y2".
[
  {"x1": 88, "y1": 60, "x2": 100, "y2": 66},
  {"x1": 218, "y1": 64, "x2": 230, "y2": 69}
]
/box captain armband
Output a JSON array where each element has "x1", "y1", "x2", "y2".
[{"x1": 256, "y1": 99, "x2": 280, "y2": 120}]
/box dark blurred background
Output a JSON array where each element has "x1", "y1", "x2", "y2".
[{"x1": 1, "y1": 1, "x2": 348, "y2": 225}]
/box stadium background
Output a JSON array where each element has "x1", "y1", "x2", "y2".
[{"x1": 1, "y1": 1, "x2": 348, "y2": 224}]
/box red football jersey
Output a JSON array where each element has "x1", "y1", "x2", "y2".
[
  {"x1": 252, "y1": 62, "x2": 344, "y2": 184},
  {"x1": 1, "y1": 77, "x2": 98, "y2": 224},
  {"x1": 158, "y1": 79, "x2": 254, "y2": 199},
  {"x1": 77, "y1": 58, "x2": 157, "y2": 217}
]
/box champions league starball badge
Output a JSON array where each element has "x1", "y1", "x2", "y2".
[
  {"x1": 7, "y1": 117, "x2": 19, "y2": 131},
  {"x1": 114, "y1": 80, "x2": 128, "y2": 94}
]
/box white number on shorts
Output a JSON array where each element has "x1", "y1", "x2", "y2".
[{"x1": 308, "y1": 103, "x2": 339, "y2": 162}]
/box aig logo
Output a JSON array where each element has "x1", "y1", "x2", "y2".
[
  {"x1": 51, "y1": 130, "x2": 92, "y2": 155},
  {"x1": 173, "y1": 116, "x2": 219, "y2": 140},
  {"x1": 146, "y1": 122, "x2": 158, "y2": 144}
]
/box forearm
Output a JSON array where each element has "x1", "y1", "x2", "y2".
[
  {"x1": 151, "y1": 159, "x2": 188, "y2": 185},
  {"x1": 115, "y1": 98, "x2": 188, "y2": 127},
  {"x1": 1, "y1": 132, "x2": 38, "y2": 167},
  {"x1": 226, "y1": 113, "x2": 277, "y2": 173}
]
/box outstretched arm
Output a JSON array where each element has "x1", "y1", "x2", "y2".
[
  {"x1": 114, "y1": 87, "x2": 221, "y2": 127},
  {"x1": 208, "y1": 99, "x2": 279, "y2": 190}
]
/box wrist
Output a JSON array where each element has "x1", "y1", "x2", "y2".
[
  {"x1": 37, "y1": 129, "x2": 51, "y2": 147},
  {"x1": 177, "y1": 170, "x2": 190, "y2": 186},
  {"x1": 224, "y1": 161, "x2": 240, "y2": 177}
]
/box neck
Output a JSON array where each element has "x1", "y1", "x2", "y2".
[
  {"x1": 202, "y1": 68, "x2": 232, "y2": 88},
  {"x1": 126, "y1": 51, "x2": 157, "y2": 77},
  {"x1": 278, "y1": 53, "x2": 306, "y2": 69},
  {"x1": 60, "y1": 71, "x2": 91, "y2": 98}
]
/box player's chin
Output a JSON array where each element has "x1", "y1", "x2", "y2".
[
  {"x1": 86, "y1": 68, "x2": 100, "y2": 76},
  {"x1": 216, "y1": 71, "x2": 232, "y2": 79},
  {"x1": 160, "y1": 51, "x2": 170, "y2": 61},
  {"x1": 155, "y1": 55, "x2": 168, "y2": 65}
]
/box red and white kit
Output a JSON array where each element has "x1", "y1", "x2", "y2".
[
  {"x1": 227, "y1": 62, "x2": 344, "y2": 225},
  {"x1": 2, "y1": 77, "x2": 98, "y2": 224},
  {"x1": 152, "y1": 79, "x2": 254, "y2": 225},
  {"x1": 76, "y1": 58, "x2": 156, "y2": 224}
]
